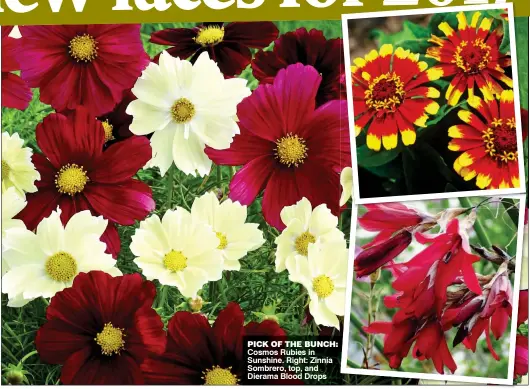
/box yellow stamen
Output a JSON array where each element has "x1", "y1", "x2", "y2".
[
  {"x1": 202, "y1": 366, "x2": 239, "y2": 385},
  {"x1": 102, "y1": 120, "x2": 115, "y2": 143},
  {"x1": 171, "y1": 98, "x2": 196, "y2": 124},
  {"x1": 312, "y1": 275, "x2": 334, "y2": 299},
  {"x1": 194, "y1": 25, "x2": 225, "y2": 46},
  {"x1": 2, "y1": 160, "x2": 10, "y2": 179},
  {"x1": 95, "y1": 323, "x2": 125, "y2": 356},
  {"x1": 163, "y1": 250, "x2": 188, "y2": 272},
  {"x1": 216, "y1": 232, "x2": 228, "y2": 250},
  {"x1": 69, "y1": 34, "x2": 98, "y2": 62},
  {"x1": 55, "y1": 164, "x2": 89, "y2": 196},
  {"x1": 295, "y1": 231, "x2": 316, "y2": 256},
  {"x1": 275, "y1": 133, "x2": 308, "y2": 167},
  {"x1": 45, "y1": 252, "x2": 77, "y2": 282},
  {"x1": 365, "y1": 72, "x2": 405, "y2": 112}
]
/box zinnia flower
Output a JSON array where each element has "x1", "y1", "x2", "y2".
[
  {"x1": 252, "y1": 28, "x2": 345, "y2": 106},
  {"x1": 2, "y1": 26, "x2": 32, "y2": 110},
  {"x1": 340, "y1": 167, "x2": 353, "y2": 206},
  {"x1": 35, "y1": 271, "x2": 166, "y2": 384},
  {"x1": 141, "y1": 302, "x2": 289, "y2": 384},
  {"x1": 127, "y1": 51, "x2": 251, "y2": 176},
  {"x1": 206, "y1": 64, "x2": 350, "y2": 230},
  {"x1": 2, "y1": 210, "x2": 121, "y2": 307},
  {"x1": 351, "y1": 44, "x2": 441, "y2": 151},
  {"x1": 130, "y1": 207, "x2": 224, "y2": 298},
  {"x1": 449, "y1": 90, "x2": 519, "y2": 189},
  {"x1": 286, "y1": 240, "x2": 348, "y2": 329},
  {"x1": 16, "y1": 108, "x2": 155, "y2": 258},
  {"x1": 151, "y1": 22, "x2": 279, "y2": 78},
  {"x1": 2, "y1": 132, "x2": 40, "y2": 195},
  {"x1": 426, "y1": 11, "x2": 512, "y2": 105},
  {"x1": 190, "y1": 191, "x2": 265, "y2": 271},
  {"x1": 18, "y1": 24, "x2": 149, "y2": 116},
  {"x1": 275, "y1": 197, "x2": 344, "y2": 273}
]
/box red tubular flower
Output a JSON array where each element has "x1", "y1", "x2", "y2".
[
  {"x1": 1, "y1": 26, "x2": 32, "y2": 110},
  {"x1": 449, "y1": 90, "x2": 520, "y2": 189},
  {"x1": 426, "y1": 11, "x2": 511, "y2": 106},
  {"x1": 16, "y1": 108, "x2": 155, "y2": 257},
  {"x1": 252, "y1": 28, "x2": 345, "y2": 107},
  {"x1": 97, "y1": 89, "x2": 137, "y2": 144},
  {"x1": 351, "y1": 44, "x2": 441, "y2": 151},
  {"x1": 206, "y1": 64, "x2": 350, "y2": 230},
  {"x1": 392, "y1": 218, "x2": 482, "y2": 316},
  {"x1": 141, "y1": 302, "x2": 297, "y2": 385},
  {"x1": 151, "y1": 22, "x2": 278, "y2": 78},
  {"x1": 18, "y1": 25, "x2": 149, "y2": 116},
  {"x1": 35, "y1": 271, "x2": 166, "y2": 385},
  {"x1": 515, "y1": 335, "x2": 529, "y2": 378},
  {"x1": 412, "y1": 320, "x2": 457, "y2": 374}
]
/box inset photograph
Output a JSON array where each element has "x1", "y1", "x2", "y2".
[
  {"x1": 341, "y1": 195, "x2": 526, "y2": 384},
  {"x1": 342, "y1": 4, "x2": 526, "y2": 204}
]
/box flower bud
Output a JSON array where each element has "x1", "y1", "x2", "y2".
[{"x1": 189, "y1": 296, "x2": 204, "y2": 312}]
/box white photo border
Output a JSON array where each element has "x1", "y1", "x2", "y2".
[
  {"x1": 341, "y1": 3, "x2": 527, "y2": 206},
  {"x1": 340, "y1": 194, "x2": 526, "y2": 385}
]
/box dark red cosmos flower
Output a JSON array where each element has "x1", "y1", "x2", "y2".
[
  {"x1": 518, "y1": 290, "x2": 528, "y2": 326},
  {"x1": 206, "y1": 64, "x2": 350, "y2": 230},
  {"x1": 141, "y1": 302, "x2": 297, "y2": 385},
  {"x1": 252, "y1": 28, "x2": 345, "y2": 107},
  {"x1": 1, "y1": 26, "x2": 32, "y2": 110},
  {"x1": 18, "y1": 25, "x2": 149, "y2": 116},
  {"x1": 150, "y1": 22, "x2": 278, "y2": 78},
  {"x1": 16, "y1": 108, "x2": 155, "y2": 257},
  {"x1": 97, "y1": 89, "x2": 137, "y2": 144},
  {"x1": 392, "y1": 218, "x2": 482, "y2": 316},
  {"x1": 515, "y1": 335, "x2": 529, "y2": 378},
  {"x1": 355, "y1": 203, "x2": 436, "y2": 278},
  {"x1": 35, "y1": 271, "x2": 166, "y2": 385}
]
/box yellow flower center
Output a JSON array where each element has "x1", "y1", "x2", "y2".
[
  {"x1": 294, "y1": 231, "x2": 316, "y2": 256},
  {"x1": 2, "y1": 160, "x2": 10, "y2": 179},
  {"x1": 95, "y1": 323, "x2": 125, "y2": 356},
  {"x1": 482, "y1": 117, "x2": 518, "y2": 163},
  {"x1": 203, "y1": 366, "x2": 239, "y2": 385},
  {"x1": 454, "y1": 39, "x2": 491, "y2": 75},
  {"x1": 163, "y1": 250, "x2": 188, "y2": 272},
  {"x1": 312, "y1": 275, "x2": 334, "y2": 299},
  {"x1": 366, "y1": 72, "x2": 406, "y2": 112},
  {"x1": 45, "y1": 252, "x2": 77, "y2": 282},
  {"x1": 69, "y1": 34, "x2": 98, "y2": 62},
  {"x1": 275, "y1": 133, "x2": 308, "y2": 167},
  {"x1": 171, "y1": 98, "x2": 196, "y2": 124},
  {"x1": 194, "y1": 26, "x2": 225, "y2": 46},
  {"x1": 102, "y1": 120, "x2": 115, "y2": 143},
  {"x1": 55, "y1": 164, "x2": 89, "y2": 196},
  {"x1": 216, "y1": 232, "x2": 228, "y2": 250}
]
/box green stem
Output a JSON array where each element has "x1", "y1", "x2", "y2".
[
  {"x1": 285, "y1": 290, "x2": 307, "y2": 315},
  {"x1": 165, "y1": 165, "x2": 175, "y2": 210},
  {"x1": 20, "y1": 350, "x2": 38, "y2": 364},
  {"x1": 350, "y1": 313, "x2": 386, "y2": 364},
  {"x1": 347, "y1": 359, "x2": 361, "y2": 368},
  {"x1": 157, "y1": 285, "x2": 168, "y2": 309},
  {"x1": 458, "y1": 197, "x2": 492, "y2": 248},
  {"x1": 216, "y1": 165, "x2": 222, "y2": 188}
]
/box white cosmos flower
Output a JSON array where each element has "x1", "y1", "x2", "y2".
[
  {"x1": 275, "y1": 197, "x2": 344, "y2": 273},
  {"x1": 2, "y1": 187, "x2": 27, "y2": 275},
  {"x1": 286, "y1": 240, "x2": 348, "y2": 329},
  {"x1": 130, "y1": 207, "x2": 224, "y2": 298},
  {"x1": 1, "y1": 209, "x2": 121, "y2": 307},
  {"x1": 127, "y1": 51, "x2": 251, "y2": 177},
  {"x1": 2, "y1": 132, "x2": 40, "y2": 195},
  {"x1": 340, "y1": 167, "x2": 353, "y2": 206},
  {"x1": 191, "y1": 191, "x2": 265, "y2": 271}
]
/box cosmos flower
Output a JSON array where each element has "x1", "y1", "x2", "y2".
[
  {"x1": 2, "y1": 132, "x2": 40, "y2": 195},
  {"x1": 275, "y1": 197, "x2": 344, "y2": 273},
  {"x1": 130, "y1": 207, "x2": 224, "y2": 298},
  {"x1": 252, "y1": 28, "x2": 346, "y2": 106},
  {"x1": 339, "y1": 167, "x2": 353, "y2": 206},
  {"x1": 351, "y1": 44, "x2": 441, "y2": 151},
  {"x1": 35, "y1": 271, "x2": 166, "y2": 384},
  {"x1": 141, "y1": 302, "x2": 290, "y2": 385},
  {"x1": 151, "y1": 22, "x2": 279, "y2": 78},
  {"x1": 16, "y1": 108, "x2": 155, "y2": 258},
  {"x1": 2, "y1": 210, "x2": 121, "y2": 307},
  {"x1": 1, "y1": 187, "x2": 26, "y2": 274},
  {"x1": 190, "y1": 191, "x2": 265, "y2": 271},
  {"x1": 1, "y1": 26, "x2": 32, "y2": 110},
  {"x1": 206, "y1": 64, "x2": 350, "y2": 230},
  {"x1": 286, "y1": 240, "x2": 348, "y2": 329},
  {"x1": 515, "y1": 335, "x2": 529, "y2": 378},
  {"x1": 426, "y1": 11, "x2": 512, "y2": 105},
  {"x1": 97, "y1": 89, "x2": 137, "y2": 144},
  {"x1": 127, "y1": 51, "x2": 251, "y2": 176},
  {"x1": 18, "y1": 24, "x2": 149, "y2": 116},
  {"x1": 449, "y1": 90, "x2": 519, "y2": 189}
]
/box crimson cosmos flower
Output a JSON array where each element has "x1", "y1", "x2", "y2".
[
  {"x1": 97, "y1": 89, "x2": 137, "y2": 145},
  {"x1": 518, "y1": 290, "x2": 528, "y2": 326},
  {"x1": 351, "y1": 44, "x2": 441, "y2": 151},
  {"x1": 355, "y1": 203, "x2": 436, "y2": 278},
  {"x1": 449, "y1": 90, "x2": 519, "y2": 190},
  {"x1": 18, "y1": 24, "x2": 149, "y2": 116},
  {"x1": 252, "y1": 28, "x2": 346, "y2": 107},
  {"x1": 426, "y1": 11, "x2": 511, "y2": 106},
  {"x1": 16, "y1": 108, "x2": 155, "y2": 257},
  {"x1": 515, "y1": 335, "x2": 529, "y2": 378},
  {"x1": 1, "y1": 26, "x2": 32, "y2": 110},
  {"x1": 141, "y1": 302, "x2": 296, "y2": 385},
  {"x1": 206, "y1": 63, "x2": 350, "y2": 230},
  {"x1": 35, "y1": 271, "x2": 166, "y2": 385},
  {"x1": 150, "y1": 22, "x2": 278, "y2": 78}
]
